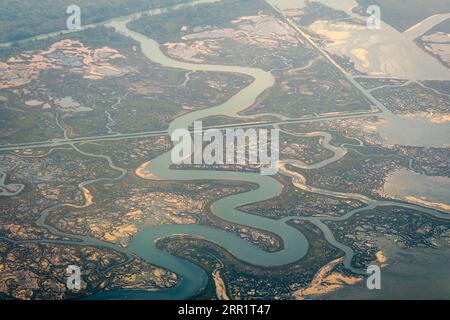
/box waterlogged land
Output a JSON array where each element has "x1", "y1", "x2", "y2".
[{"x1": 0, "y1": 0, "x2": 449, "y2": 300}]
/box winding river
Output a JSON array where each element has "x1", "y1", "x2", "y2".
[
  {"x1": 86, "y1": 14, "x2": 311, "y2": 299},
  {"x1": 5, "y1": 0, "x2": 447, "y2": 299},
  {"x1": 0, "y1": 170, "x2": 25, "y2": 197}
]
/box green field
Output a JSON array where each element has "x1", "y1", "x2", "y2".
[
  {"x1": 128, "y1": 0, "x2": 271, "y2": 43},
  {"x1": 0, "y1": 0, "x2": 184, "y2": 43}
]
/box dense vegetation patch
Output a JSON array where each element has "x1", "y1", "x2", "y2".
[{"x1": 0, "y1": 0, "x2": 184, "y2": 43}]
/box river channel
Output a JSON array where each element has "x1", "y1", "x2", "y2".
[{"x1": 17, "y1": 0, "x2": 448, "y2": 299}]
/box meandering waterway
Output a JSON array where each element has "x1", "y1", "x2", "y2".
[{"x1": 18, "y1": 0, "x2": 449, "y2": 299}]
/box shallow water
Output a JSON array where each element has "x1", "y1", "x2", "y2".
[
  {"x1": 382, "y1": 168, "x2": 450, "y2": 212},
  {"x1": 377, "y1": 114, "x2": 450, "y2": 148},
  {"x1": 326, "y1": 239, "x2": 450, "y2": 300}
]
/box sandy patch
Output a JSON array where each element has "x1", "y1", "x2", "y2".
[
  {"x1": 292, "y1": 257, "x2": 363, "y2": 299},
  {"x1": 212, "y1": 269, "x2": 230, "y2": 300},
  {"x1": 135, "y1": 161, "x2": 161, "y2": 180},
  {"x1": 0, "y1": 40, "x2": 127, "y2": 89},
  {"x1": 165, "y1": 14, "x2": 300, "y2": 62},
  {"x1": 24, "y1": 100, "x2": 44, "y2": 107},
  {"x1": 375, "y1": 251, "x2": 387, "y2": 266},
  {"x1": 351, "y1": 48, "x2": 370, "y2": 69}
]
